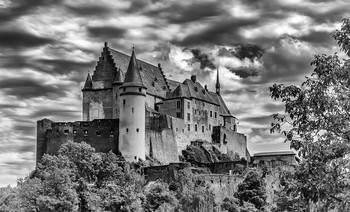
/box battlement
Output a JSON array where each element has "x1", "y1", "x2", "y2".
[{"x1": 36, "y1": 119, "x2": 119, "y2": 162}]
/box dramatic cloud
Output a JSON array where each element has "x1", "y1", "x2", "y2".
[{"x1": 0, "y1": 30, "x2": 54, "y2": 49}]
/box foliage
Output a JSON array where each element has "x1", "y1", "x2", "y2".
[
  {"x1": 270, "y1": 18, "x2": 350, "y2": 210},
  {"x1": 144, "y1": 181, "x2": 178, "y2": 211},
  {"x1": 234, "y1": 170, "x2": 266, "y2": 210},
  {"x1": 220, "y1": 197, "x2": 240, "y2": 212}
]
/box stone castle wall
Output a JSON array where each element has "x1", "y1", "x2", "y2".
[{"x1": 36, "y1": 119, "x2": 119, "y2": 161}]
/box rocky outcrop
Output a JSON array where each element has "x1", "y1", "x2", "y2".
[{"x1": 182, "y1": 145, "x2": 232, "y2": 166}]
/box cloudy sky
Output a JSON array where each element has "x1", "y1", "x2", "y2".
[{"x1": 0, "y1": 0, "x2": 349, "y2": 187}]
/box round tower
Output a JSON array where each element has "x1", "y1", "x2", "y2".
[{"x1": 118, "y1": 48, "x2": 147, "y2": 162}]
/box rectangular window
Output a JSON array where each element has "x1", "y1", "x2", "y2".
[
  {"x1": 176, "y1": 112, "x2": 181, "y2": 118},
  {"x1": 209, "y1": 124, "x2": 211, "y2": 131},
  {"x1": 64, "y1": 130, "x2": 69, "y2": 134},
  {"x1": 96, "y1": 131, "x2": 101, "y2": 136},
  {"x1": 195, "y1": 124, "x2": 197, "y2": 132},
  {"x1": 202, "y1": 126, "x2": 204, "y2": 133},
  {"x1": 177, "y1": 101, "x2": 181, "y2": 109},
  {"x1": 187, "y1": 102, "x2": 190, "y2": 109},
  {"x1": 187, "y1": 124, "x2": 190, "y2": 131},
  {"x1": 187, "y1": 113, "x2": 190, "y2": 121},
  {"x1": 215, "y1": 112, "x2": 217, "y2": 118},
  {"x1": 210, "y1": 111, "x2": 212, "y2": 117}
]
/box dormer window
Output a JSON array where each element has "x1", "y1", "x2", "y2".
[
  {"x1": 194, "y1": 87, "x2": 198, "y2": 92},
  {"x1": 154, "y1": 77, "x2": 158, "y2": 82}
]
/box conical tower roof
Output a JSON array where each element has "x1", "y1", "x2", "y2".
[
  {"x1": 113, "y1": 67, "x2": 124, "y2": 84},
  {"x1": 120, "y1": 48, "x2": 146, "y2": 89},
  {"x1": 82, "y1": 73, "x2": 92, "y2": 90}
]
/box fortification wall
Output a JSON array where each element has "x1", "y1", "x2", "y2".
[
  {"x1": 36, "y1": 119, "x2": 118, "y2": 162},
  {"x1": 145, "y1": 128, "x2": 179, "y2": 164},
  {"x1": 82, "y1": 89, "x2": 113, "y2": 121},
  {"x1": 195, "y1": 174, "x2": 245, "y2": 203},
  {"x1": 212, "y1": 126, "x2": 247, "y2": 160}
]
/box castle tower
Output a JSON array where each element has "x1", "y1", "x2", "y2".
[
  {"x1": 216, "y1": 67, "x2": 220, "y2": 95},
  {"x1": 118, "y1": 48, "x2": 147, "y2": 162}
]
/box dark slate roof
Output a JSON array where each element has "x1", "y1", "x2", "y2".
[
  {"x1": 172, "y1": 79, "x2": 218, "y2": 105},
  {"x1": 120, "y1": 49, "x2": 146, "y2": 88},
  {"x1": 108, "y1": 48, "x2": 168, "y2": 98},
  {"x1": 113, "y1": 67, "x2": 124, "y2": 84},
  {"x1": 208, "y1": 91, "x2": 232, "y2": 116},
  {"x1": 167, "y1": 79, "x2": 181, "y2": 91},
  {"x1": 253, "y1": 151, "x2": 296, "y2": 157},
  {"x1": 82, "y1": 73, "x2": 92, "y2": 90}
]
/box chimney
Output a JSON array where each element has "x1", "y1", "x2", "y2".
[
  {"x1": 158, "y1": 63, "x2": 161, "y2": 69},
  {"x1": 204, "y1": 85, "x2": 208, "y2": 91},
  {"x1": 191, "y1": 75, "x2": 197, "y2": 83}
]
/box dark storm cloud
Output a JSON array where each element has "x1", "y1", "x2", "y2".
[
  {"x1": 185, "y1": 48, "x2": 216, "y2": 70},
  {"x1": 173, "y1": 18, "x2": 259, "y2": 46},
  {"x1": 218, "y1": 45, "x2": 264, "y2": 61},
  {"x1": 295, "y1": 30, "x2": 335, "y2": 48},
  {"x1": 0, "y1": 54, "x2": 95, "y2": 81},
  {"x1": 87, "y1": 26, "x2": 127, "y2": 39},
  {"x1": 0, "y1": 78, "x2": 66, "y2": 99},
  {"x1": 34, "y1": 58, "x2": 95, "y2": 76},
  {"x1": 230, "y1": 68, "x2": 261, "y2": 78},
  {"x1": 147, "y1": 1, "x2": 226, "y2": 24},
  {"x1": 0, "y1": 0, "x2": 58, "y2": 23},
  {"x1": 65, "y1": 4, "x2": 112, "y2": 16},
  {"x1": 0, "y1": 30, "x2": 54, "y2": 49}
]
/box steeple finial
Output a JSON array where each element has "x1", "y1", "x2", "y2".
[{"x1": 216, "y1": 66, "x2": 220, "y2": 95}]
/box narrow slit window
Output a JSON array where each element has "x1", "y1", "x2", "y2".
[
  {"x1": 136, "y1": 128, "x2": 139, "y2": 133},
  {"x1": 132, "y1": 108, "x2": 134, "y2": 114},
  {"x1": 126, "y1": 128, "x2": 129, "y2": 133}
]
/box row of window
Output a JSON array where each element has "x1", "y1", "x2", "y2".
[{"x1": 59, "y1": 129, "x2": 114, "y2": 137}]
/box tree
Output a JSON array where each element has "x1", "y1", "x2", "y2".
[
  {"x1": 144, "y1": 181, "x2": 178, "y2": 211},
  {"x1": 270, "y1": 18, "x2": 350, "y2": 210},
  {"x1": 234, "y1": 170, "x2": 266, "y2": 210}
]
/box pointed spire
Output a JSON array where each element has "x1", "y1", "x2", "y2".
[
  {"x1": 216, "y1": 66, "x2": 220, "y2": 95},
  {"x1": 113, "y1": 67, "x2": 124, "y2": 84},
  {"x1": 120, "y1": 47, "x2": 146, "y2": 89},
  {"x1": 82, "y1": 73, "x2": 92, "y2": 90}
]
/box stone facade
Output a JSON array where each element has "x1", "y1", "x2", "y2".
[{"x1": 36, "y1": 43, "x2": 249, "y2": 164}]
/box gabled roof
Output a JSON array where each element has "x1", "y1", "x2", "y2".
[
  {"x1": 82, "y1": 73, "x2": 92, "y2": 90},
  {"x1": 120, "y1": 49, "x2": 146, "y2": 88},
  {"x1": 167, "y1": 78, "x2": 219, "y2": 105},
  {"x1": 253, "y1": 151, "x2": 296, "y2": 157},
  {"x1": 108, "y1": 48, "x2": 168, "y2": 98},
  {"x1": 208, "y1": 91, "x2": 232, "y2": 116},
  {"x1": 167, "y1": 79, "x2": 181, "y2": 91}
]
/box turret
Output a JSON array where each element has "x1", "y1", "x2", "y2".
[
  {"x1": 118, "y1": 47, "x2": 147, "y2": 162},
  {"x1": 216, "y1": 67, "x2": 220, "y2": 95},
  {"x1": 112, "y1": 67, "x2": 124, "y2": 119}
]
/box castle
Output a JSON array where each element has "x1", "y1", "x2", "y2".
[{"x1": 36, "y1": 43, "x2": 249, "y2": 164}]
